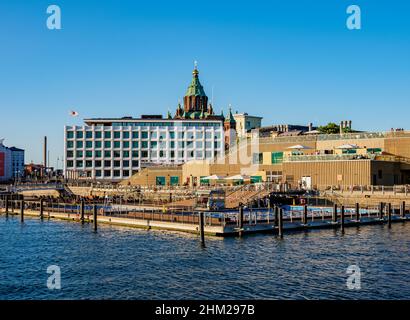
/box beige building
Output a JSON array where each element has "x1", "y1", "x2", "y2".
[{"x1": 233, "y1": 113, "x2": 263, "y2": 138}]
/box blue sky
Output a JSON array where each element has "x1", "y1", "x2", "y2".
[{"x1": 0, "y1": 0, "x2": 409, "y2": 166}]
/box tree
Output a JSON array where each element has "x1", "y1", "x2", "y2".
[{"x1": 318, "y1": 122, "x2": 352, "y2": 134}]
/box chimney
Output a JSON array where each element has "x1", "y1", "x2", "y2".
[
  {"x1": 348, "y1": 120, "x2": 352, "y2": 129},
  {"x1": 340, "y1": 121, "x2": 343, "y2": 134},
  {"x1": 308, "y1": 123, "x2": 313, "y2": 131},
  {"x1": 44, "y1": 136, "x2": 47, "y2": 168}
]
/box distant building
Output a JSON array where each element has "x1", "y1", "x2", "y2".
[
  {"x1": 233, "y1": 113, "x2": 263, "y2": 138},
  {"x1": 9, "y1": 147, "x2": 25, "y2": 178},
  {"x1": 64, "y1": 66, "x2": 225, "y2": 181},
  {"x1": 0, "y1": 140, "x2": 25, "y2": 182}
]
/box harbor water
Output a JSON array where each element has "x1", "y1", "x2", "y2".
[{"x1": 0, "y1": 216, "x2": 409, "y2": 300}]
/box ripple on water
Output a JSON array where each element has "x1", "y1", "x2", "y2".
[{"x1": 0, "y1": 216, "x2": 409, "y2": 300}]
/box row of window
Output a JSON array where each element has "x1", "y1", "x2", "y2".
[
  {"x1": 67, "y1": 140, "x2": 221, "y2": 150},
  {"x1": 66, "y1": 130, "x2": 222, "y2": 140},
  {"x1": 66, "y1": 150, "x2": 220, "y2": 165},
  {"x1": 67, "y1": 160, "x2": 139, "y2": 168}
]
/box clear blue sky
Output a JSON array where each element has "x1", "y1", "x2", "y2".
[{"x1": 0, "y1": 0, "x2": 409, "y2": 166}]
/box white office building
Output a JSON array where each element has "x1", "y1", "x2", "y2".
[{"x1": 64, "y1": 67, "x2": 226, "y2": 181}]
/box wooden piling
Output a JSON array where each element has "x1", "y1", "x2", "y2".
[
  {"x1": 379, "y1": 202, "x2": 384, "y2": 220},
  {"x1": 20, "y1": 199, "x2": 24, "y2": 223},
  {"x1": 80, "y1": 199, "x2": 85, "y2": 224},
  {"x1": 340, "y1": 205, "x2": 345, "y2": 233},
  {"x1": 388, "y1": 203, "x2": 392, "y2": 228},
  {"x1": 40, "y1": 199, "x2": 44, "y2": 220},
  {"x1": 93, "y1": 204, "x2": 98, "y2": 231},
  {"x1": 355, "y1": 203, "x2": 360, "y2": 222},
  {"x1": 303, "y1": 204, "x2": 308, "y2": 225},
  {"x1": 199, "y1": 211, "x2": 205, "y2": 246},
  {"x1": 274, "y1": 205, "x2": 279, "y2": 227},
  {"x1": 238, "y1": 205, "x2": 244, "y2": 237},
  {"x1": 332, "y1": 203, "x2": 338, "y2": 223},
  {"x1": 278, "y1": 208, "x2": 283, "y2": 238},
  {"x1": 401, "y1": 201, "x2": 406, "y2": 218},
  {"x1": 5, "y1": 195, "x2": 9, "y2": 216}
]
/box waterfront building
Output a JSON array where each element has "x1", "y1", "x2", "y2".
[
  {"x1": 64, "y1": 66, "x2": 225, "y2": 181},
  {"x1": 0, "y1": 140, "x2": 25, "y2": 182},
  {"x1": 233, "y1": 113, "x2": 263, "y2": 138}
]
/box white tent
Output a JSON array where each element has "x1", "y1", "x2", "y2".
[
  {"x1": 225, "y1": 174, "x2": 251, "y2": 180},
  {"x1": 336, "y1": 144, "x2": 359, "y2": 149},
  {"x1": 201, "y1": 175, "x2": 225, "y2": 180},
  {"x1": 287, "y1": 144, "x2": 312, "y2": 150}
]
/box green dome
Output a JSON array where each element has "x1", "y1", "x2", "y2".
[{"x1": 185, "y1": 68, "x2": 207, "y2": 97}]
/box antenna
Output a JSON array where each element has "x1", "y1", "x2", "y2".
[
  {"x1": 194, "y1": 60, "x2": 198, "y2": 69},
  {"x1": 211, "y1": 85, "x2": 214, "y2": 105}
]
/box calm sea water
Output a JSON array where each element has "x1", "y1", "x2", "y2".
[{"x1": 0, "y1": 216, "x2": 409, "y2": 300}]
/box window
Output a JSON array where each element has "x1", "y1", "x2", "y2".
[
  {"x1": 104, "y1": 131, "x2": 111, "y2": 139},
  {"x1": 196, "y1": 151, "x2": 203, "y2": 158},
  {"x1": 86, "y1": 131, "x2": 92, "y2": 139},
  {"x1": 86, "y1": 160, "x2": 93, "y2": 168},
  {"x1": 86, "y1": 141, "x2": 92, "y2": 149},
  {"x1": 141, "y1": 151, "x2": 148, "y2": 158},
  {"x1": 66, "y1": 131, "x2": 74, "y2": 139},
  {"x1": 169, "y1": 131, "x2": 175, "y2": 139},
  {"x1": 196, "y1": 141, "x2": 203, "y2": 148},
  {"x1": 76, "y1": 131, "x2": 83, "y2": 139},
  {"x1": 123, "y1": 170, "x2": 130, "y2": 177},
  {"x1": 104, "y1": 160, "x2": 111, "y2": 167},
  {"x1": 170, "y1": 151, "x2": 175, "y2": 158},
  {"x1": 156, "y1": 176, "x2": 166, "y2": 186},
  {"x1": 132, "y1": 131, "x2": 139, "y2": 139},
  {"x1": 86, "y1": 151, "x2": 92, "y2": 158},
  {"x1": 159, "y1": 150, "x2": 165, "y2": 158},
  {"x1": 151, "y1": 141, "x2": 157, "y2": 148},
  {"x1": 95, "y1": 131, "x2": 102, "y2": 139},
  {"x1": 95, "y1": 141, "x2": 102, "y2": 149},
  {"x1": 113, "y1": 170, "x2": 121, "y2": 177},
  {"x1": 151, "y1": 131, "x2": 157, "y2": 139},
  {"x1": 123, "y1": 141, "x2": 130, "y2": 148},
  {"x1": 123, "y1": 160, "x2": 130, "y2": 167},
  {"x1": 67, "y1": 160, "x2": 73, "y2": 168},
  {"x1": 132, "y1": 151, "x2": 139, "y2": 158},
  {"x1": 132, "y1": 141, "x2": 139, "y2": 148},
  {"x1": 104, "y1": 151, "x2": 111, "y2": 158},
  {"x1": 114, "y1": 141, "x2": 121, "y2": 149},
  {"x1": 132, "y1": 160, "x2": 139, "y2": 167},
  {"x1": 170, "y1": 141, "x2": 175, "y2": 149},
  {"x1": 67, "y1": 141, "x2": 74, "y2": 149},
  {"x1": 104, "y1": 170, "x2": 111, "y2": 177},
  {"x1": 114, "y1": 131, "x2": 121, "y2": 139},
  {"x1": 123, "y1": 151, "x2": 130, "y2": 158},
  {"x1": 66, "y1": 151, "x2": 73, "y2": 158},
  {"x1": 141, "y1": 131, "x2": 148, "y2": 139},
  {"x1": 114, "y1": 160, "x2": 121, "y2": 167},
  {"x1": 114, "y1": 151, "x2": 121, "y2": 158},
  {"x1": 104, "y1": 141, "x2": 111, "y2": 148},
  {"x1": 252, "y1": 153, "x2": 263, "y2": 164},
  {"x1": 76, "y1": 160, "x2": 83, "y2": 167},
  {"x1": 170, "y1": 176, "x2": 179, "y2": 186},
  {"x1": 76, "y1": 141, "x2": 83, "y2": 149},
  {"x1": 94, "y1": 160, "x2": 102, "y2": 167},
  {"x1": 95, "y1": 170, "x2": 102, "y2": 177},
  {"x1": 271, "y1": 152, "x2": 284, "y2": 164},
  {"x1": 142, "y1": 141, "x2": 148, "y2": 148},
  {"x1": 76, "y1": 151, "x2": 83, "y2": 158},
  {"x1": 123, "y1": 131, "x2": 130, "y2": 139}
]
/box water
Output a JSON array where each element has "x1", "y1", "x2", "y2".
[{"x1": 0, "y1": 216, "x2": 409, "y2": 300}]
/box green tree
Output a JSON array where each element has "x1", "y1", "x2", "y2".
[{"x1": 318, "y1": 122, "x2": 352, "y2": 134}]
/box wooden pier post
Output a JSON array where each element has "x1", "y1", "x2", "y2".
[
  {"x1": 379, "y1": 202, "x2": 384, "y2": 220},
  {"x1": 20, "y1": 199, "x2": 24, "y2": 223},
  {"x1": 355, "y1": 203, "x2": 360, "y2": 222},
  {"x1": 303, "y1": 204, "x2": 308, "y2": 225},
  {"x1": 238, "y1": 205, "x2": 244, "y2": 237},
  {"x1": 332, "y1": 203, "x2": 338, "y2": 223},
  {"x1": 199, "y1": 211, "x2": 205, "y2": 246},
  {"x1": 400, "y1": 201, "x2": 406, "y2": 219},
  {"x1": 278, "y1": 208, "x2": 283, "y2": 238},
  {"x1": 274, "y1": 205, "x2": 279, "y2": 227},
  {"x1": 388, "y1": 203, "x2": 392, "y2": 228},
  {"x1": 93, "y1": 204, "x2": 98, "y2": 231},
  {"x1": 80, "y1": 199, "x2": 85, "y2": 224},
  {"x1": 5, "y1": 195, "x2": 9, "y2": 216},
  {"x1": 40, "y1": 199, "x2": 44, "y2": 220},
  {"x1": 340, "y1": 205, "x2": 345, "y2": 233}
]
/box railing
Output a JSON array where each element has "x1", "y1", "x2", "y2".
[{"x1": 284, "y1": 154, "x2": 376, "y2": 162}]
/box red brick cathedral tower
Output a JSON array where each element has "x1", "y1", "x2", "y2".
[{"x1": 183, "y1": 64, "x2": 208, "y2": 112}]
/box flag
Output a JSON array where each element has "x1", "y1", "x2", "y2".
[{"x1": 69, "y1": 110, "x2": 79, "y2": 117}]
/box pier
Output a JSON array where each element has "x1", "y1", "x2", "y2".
[{"x1": 0, "y1": 196, "x2": 408, "y2": 237}]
